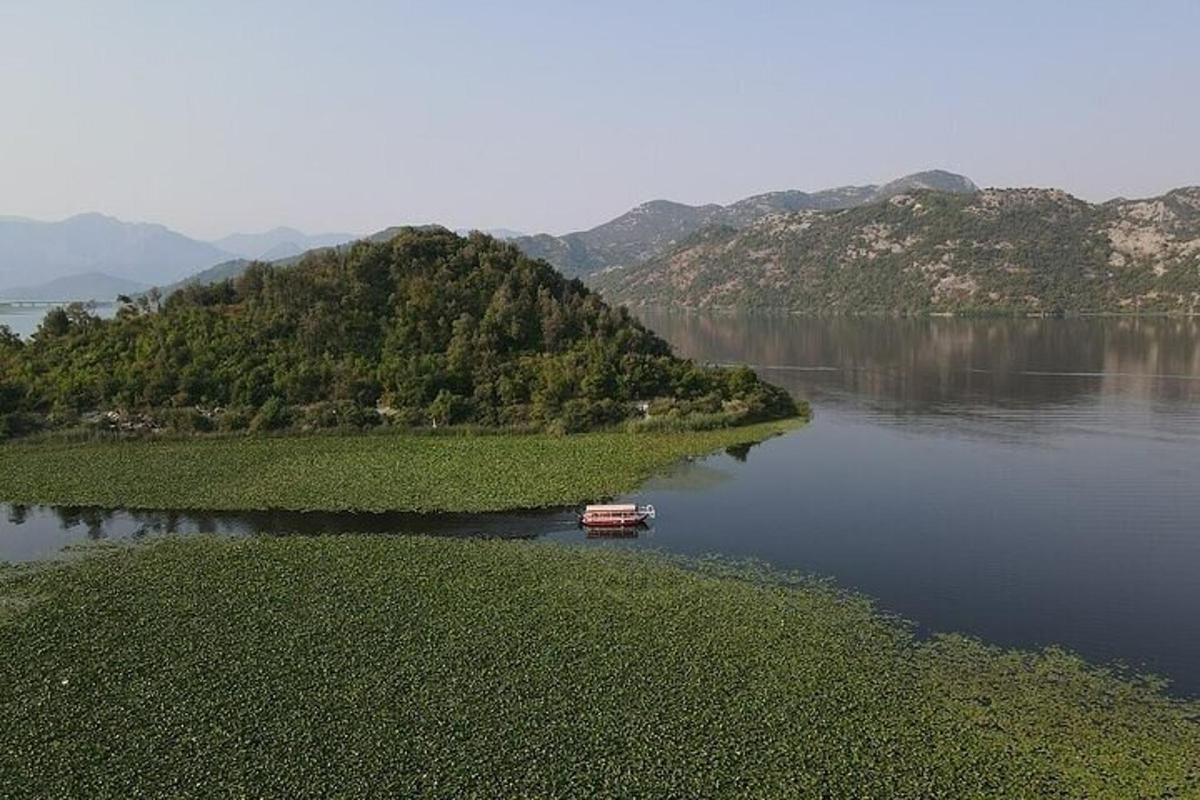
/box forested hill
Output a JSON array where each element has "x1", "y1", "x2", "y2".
[
  {"x1": 0, "y1": 229, "x2": 795, "y2": 437},
  {"x1": 511, "y1": 170, "x2": 977, "y2": 277},
  {"x1": 591, "y1": 187, "x2": 1200, "y2": 315}
]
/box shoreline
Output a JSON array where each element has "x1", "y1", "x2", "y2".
[{"x1": 624, "y1": 305, "x2": 1200, "y2": 319}]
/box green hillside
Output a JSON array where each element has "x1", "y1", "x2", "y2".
[{"x1": 0, "y1": 228, "x2": 794, "y2": 437}]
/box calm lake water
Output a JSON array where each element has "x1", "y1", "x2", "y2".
[
  {"x1": 3, "y1": 314, "x2": 1199, "y2": 695},
  {"x1": 0, "y1": 309, "x2": 53, "y2": 338},
  {"x1": 1, "y1": 305, "x2": 117, "y2": 338}
]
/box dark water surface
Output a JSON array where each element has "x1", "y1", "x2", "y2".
[{"x1": 3, "y1": 314, "x2": 1199, "y2": 695}]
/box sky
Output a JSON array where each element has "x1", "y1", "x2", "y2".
[{"x1": 1, "y1": 1, "x2": 1198, "y2": 240}]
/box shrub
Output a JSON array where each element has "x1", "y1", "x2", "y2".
[
  {"x1": 158, "y1": 407, "x2": 214, "y2": 434},
  {"x1": 0, "y1": 413, "x2": 46, "y2": 441},
  {"x1": 218, "y1": 407, "x2": 254, "y2": 433},
  {"x1": 298, "y1": 402, "x2": 382, "y2": 431},
  {"x1": 626, "y1": 411, "x2": 737, "y2": 433},
  {"x1": 380, "y1": 407, "x2": 425, "y2": 428},
  {"x1": 553, "y1": 398, "x2": 631, "y2": 433},
  {"x1": 250, "y1": 397, "x2": 291, "y2": 432},
  {"x1": 427, "y1": 390, "x2": 471, "y2": 427}
]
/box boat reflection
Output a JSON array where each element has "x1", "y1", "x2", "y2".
[{"x1": 583, "y1": 527, "x2": 642, "y2": 539}]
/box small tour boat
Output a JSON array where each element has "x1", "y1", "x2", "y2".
[{"x1": 578, "y1": 503, "x2": 656, "y2": 529}]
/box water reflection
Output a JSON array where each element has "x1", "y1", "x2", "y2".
[
  {"x1": 0, "y1": 503, "x2": 584, "y2": 564},
  {"x1": 639, "y1": 312, "x2": 1200, "y2": 406},
  {"x1": 639, "y1": 312, "x2": 1200, "y2": 442}
]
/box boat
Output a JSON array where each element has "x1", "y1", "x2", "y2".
[{"x1": 578, "y1": 503, "x2": 656, "y2": 529}]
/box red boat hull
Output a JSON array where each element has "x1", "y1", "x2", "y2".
[{"x1": 579, "y1": 514, "x2": 649, "y2": 528}]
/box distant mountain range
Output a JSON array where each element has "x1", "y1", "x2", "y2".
[
  {"x1": 591, "y1": 186, "x2": 1200, "y2": 314},
  {"x1": 8, "y1": 169, "x2": 1197, "y2": 316},
  {"x1": 0, "y1": 272, "x2": 149, "y2": 302},
  {"x1": 0, "y1": 217, "x2": 369, "y2": 301},
  {"x1": 0, "y1": 213, "x2": 531, "y2": 301},
  {"x1": 0, "y1": 213, "x2": 232, "y2": 293},
  {"x1": 210, "y1": 227, "x2": 357, "y2": 261},
  {"x1": 147, "y1": 170, "x2": 982, "y2": 301},
  {"x1": 511, "y1": 170, "x2": 978, "y2": 277}
]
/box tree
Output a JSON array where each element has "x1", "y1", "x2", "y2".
[{"x1": 38, "y1": 308, "x2": 71, "y2": 338}]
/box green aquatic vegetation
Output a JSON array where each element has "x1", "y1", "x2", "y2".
[
  {"x1": 0, "y1": 420, "x2": 799, "y2": 512},
  {"x1": 0, "y1": 537, "x2": 1195, "y2": 798},
  {"x1": 919, "y1": 635, "x2": 1200, "y2": 798}
]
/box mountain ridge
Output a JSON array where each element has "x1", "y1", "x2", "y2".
[
  {"x1": 211, "y1": 227, "x2": 357, "y2": 260},
  {"x1": 591, "y1": 185, "x2": 1200, "y2": 315},
  {"x1": 511, "y1": 170, "x2": 978, "y2": 276}
]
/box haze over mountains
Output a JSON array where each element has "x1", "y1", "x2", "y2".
[
  {"x1": 0, "y1": 217, "x2": 359, "y2": 301},
  {"x1": 0, "y1": 213, "x2": 231, "y2": 293},
  {"x1": 0, "y1": 272, "x2": 149, "y2": 302},
  {"x1": 211, "y1": 227, "x2": 358, "y2": 262},
  {"x1": 0, "y1": 213, "x2": 532, "y2": 302}
]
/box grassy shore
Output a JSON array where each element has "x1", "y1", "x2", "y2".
[
  {"x1": 0, "y1": 419, "x2": 798, "y2": 512},
  {"x1": 1, "y1": 536, "x2": 1196, "y2": 798}
]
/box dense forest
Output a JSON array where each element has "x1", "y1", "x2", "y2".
[
  {"x1": 593, "y1": 187, "x2": 1200, "y2": 314},
  {"x1": 0, "y1": 229, "x2": 795, "y2": 439}
]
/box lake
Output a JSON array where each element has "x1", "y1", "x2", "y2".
[
  {"x1": 2, "y1": 314, "x2": 1199, "y2": 695},
  {"x1": 1, "y1": 304, "x2": 117, "y2": 338},
  {"x1": 0, "y1": 309, "x2": 54, "y2": 338}
]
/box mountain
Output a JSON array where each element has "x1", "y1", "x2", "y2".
[
  {"x1": 0, "y1": 213, "x2": 233, "y2": 287},
  {"x1": 210, "y1": 227, "x2": 356, "y2": 260},
  {"x1": 4, "y1": 228, "x2": 795, "y2": 434},
  {"x1": 0, "y1": 272, "x2": 148, "y2": 302},
  {"x1": 591, "y1": 186, "x2": 1200, "y2": 315},
  {"x1": 511, "y1": 170, "x2": 979, "y2": 277}
]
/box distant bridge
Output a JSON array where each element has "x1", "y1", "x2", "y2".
[
  {"x1": 0, "y1": 299, "x2": 117, "y2": 309},
  {"x1": 0, "y1": 300, "x2": 64, "y2": 309}
]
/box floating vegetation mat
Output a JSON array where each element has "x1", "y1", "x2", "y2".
[
  {"x1": 0, "y1": 419, "x2": 798, "y2": 513},
  {"x1": 1, "y1": 536, "x2": 1197, "y2": 798}
]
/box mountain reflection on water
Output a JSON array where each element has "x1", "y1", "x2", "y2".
[{"x1": 647, "y1": 313, "x2": 1200, "y2": 400}]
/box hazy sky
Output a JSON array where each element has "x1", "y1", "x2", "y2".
[{"x1": 2, "y1": 1, "x2": 1198, "y2": 239}]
